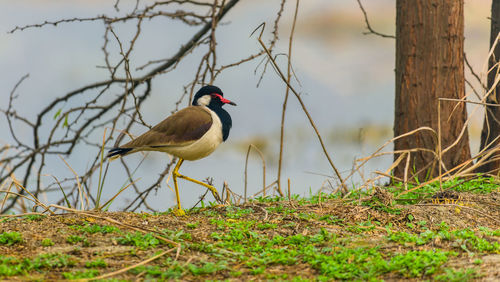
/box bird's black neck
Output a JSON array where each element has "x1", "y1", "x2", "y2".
[{"x1": 208, "y1": 105, "x2": 232, "y2": 141}]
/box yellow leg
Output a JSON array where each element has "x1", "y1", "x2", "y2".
[
  {"x1": 172, "y1": 158, "x2": 222, "y2": 207},
  {"x1": 172, "y1": 158, "x2": 185, "y2": 216}
]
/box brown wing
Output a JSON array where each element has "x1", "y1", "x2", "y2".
[{"x1": 121, "y1": 106, "x2": 212, "y2": 149}]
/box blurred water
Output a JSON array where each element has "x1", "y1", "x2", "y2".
[{"x1": 0, "y1": 0, "x2": 490, "y2": 211}]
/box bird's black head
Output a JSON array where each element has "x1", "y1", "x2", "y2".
[{"x1": 193, "y1": 85, "x2": 236, "y2": 108}]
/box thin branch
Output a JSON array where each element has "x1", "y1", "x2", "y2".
[
  {"x1": 253, "y1": 23, "x2": 348, "y2": 193},
  {"x1": 277, "y1": 0, "x2": 299, "y2": 197},
  {"x1": 356, "y1": 0, "x2": 395, "y2": 39}
]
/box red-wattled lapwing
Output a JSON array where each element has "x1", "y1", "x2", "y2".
[{"x1": 107, "y1": 85, "x2": 236, "y2": 215}]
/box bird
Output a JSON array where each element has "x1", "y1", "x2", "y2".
[{"x1": 107, "y1": 85, "x2": 236, "y2": 215}]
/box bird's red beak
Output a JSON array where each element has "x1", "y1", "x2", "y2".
[{"x1": 212, "y1": 93, "x2": 237, "y2": 106}]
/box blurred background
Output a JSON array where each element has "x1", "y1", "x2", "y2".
[{"x1": 0, "y1": 0, "x2": 491, "y2": 211}]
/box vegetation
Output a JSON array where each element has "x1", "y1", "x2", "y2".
[{"x1": 0, "y1": 178, "x2": 498, "y2": 280}]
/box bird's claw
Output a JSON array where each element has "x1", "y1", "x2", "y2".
[{"x1": 172, "y1": 208, "x2": 186, "y2": 216}]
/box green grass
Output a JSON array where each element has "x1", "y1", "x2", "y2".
[
  {"x1": 85, "y1": 258, "x2": 107, "y2": 268},
  {"x1": 0, "y1": 176, "x2": 497, "y2": 280},
  {"x1": 0, "y1": 232, "x2": 22, "y2": 245},
  {"x1": 388, "y1": 176, "x2": 500, "y2": 202},
  {"x1": 186, "y1": 222, "x2": 199, "y2": 229},
  {"x1": 266, "y1": 204, "x2": 297, "y2": 216},
  {"x1": 0, "y1": 253, "x2": 76, "y2": 276},
  {"x1": 41, "y1": 238, "x2": 54, "y2": 247},
  {"x1": 388, "y1": 223, "x2": 500, "y2": 253},
  {"x1": 247, "y1": 177, "x2": 498, "y2": 208},
  {"x1": 22, "y1": 214, "x2": 46, "y2": 221},
  {"x1": 128, "y1": 258, "x2": 185, "y2": 279},
  {"x1": 435, "y1": 268, "x2": 479, "y2": 281},
  {"x1": 204, "y1": 219, "x2": 457, "y2": 280},
  {"x1": 224, "y1": 206, "x2": 254, "y2": 219},
  {"x1": 62, "y1": 269, "x2": 99, "y2": 279},
  {"x1": 66, "y1": 235, "x2": 84, "y2": 244},
  {"x1": 127, "y1": 256, "x2": 226, "y2": 279},
  {"x1": 319, "y1": 215, "x2": 344, "y2": 225},
  {"x1": 116, "y1": 232, "x2": 162, "y2": 249},
  {"x1": 69, "y1": 223, "x2": 120, "y2": 234}
]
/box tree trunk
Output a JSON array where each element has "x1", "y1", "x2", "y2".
[
  {"x1": 394, "y1": 0, "x2": 471, "y2": 180},
  {"x1": 477, "y1": 0, "x2": 500, "y2": 174}
]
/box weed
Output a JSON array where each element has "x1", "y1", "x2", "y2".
[
  {"x1": 266, "y1": 204, "x2": 296, "y2": 215},
  {"x1": 0, "y1": 232, "x2": 22, "y2": 245},
  {"x1": 417, "y1": 220, "x2": 427, "y2": 227},
  {"x1": 319, "y1": 215, "x2": 344, "y2": 225},
  {"x1": 202, "y1": 209, "x2": 218, "y2": 217},
  {"x1": 129, "y1": 259, "x2": 185, "y2": 279},
  {"x1": 389, "y1": 250, "x2": 455, "y2": 277},
  {"x1": 388, "y1": 230, "x2": 434, "y2": 246},
  {"x1": 253, "y1": 195, "x2": 287, "y2": 203},
  {"x1": 161, "y1": 229, "x2": 192, "y2": 241},
  {"x1": 69, "y1": 223, "x2": 120, "y2": 234},
  {"x1": 453, "y1": 229, "x2": 500, "y2": 252},
  {"x1": 0, "y1": 253, "x2": 77, "y2": 276},
  {"x1": 188, "y1": 261, "x2": 227, "y2": 275},
  {"x1": 224, "y1": 206, "x2": 253, "y2": 219},
  {"x1": 116, "y1": 232, "x2": 161, "y2": 249},
  {"x1": 85, "y1": 258, "x2": 107, "y2": 268},
  {"x1": 0, "y1": 256, "x2": 23, "y2": 276},
  {"x1": 388, "y1": 177, "x2": 500, "y2": 202},
  {"x1": 189, "y1": 242, "x2": 216, "y2": 253},
  {"x1": 479, "y1": 226, "x2": 500, "y2": 237},
  {"x1": 66, "y1": 235, "x2": 84, "y2": 244},
  {"x1": 23, "y1": 214, "x2": 46, "y2": 221},
  {"x1": 29, "y1": 253, "x2": 76, "y2": 269},
  {"x1": 346, "y1": 221, "x2": 376, "y2": 233},
  {"x1": 304, "y1": 246, "x2": 387, "y2": 279},
  {"x1": 256, "y1": 222, "x2": 277, "y2": 230},
  {"x1": 388, "y1": 225, "x2": 500, "y2": 253},
  {"x1": 62, "y1": 269, "x2": 99, "y2": 279},
  {"x1": 41, "y1": 238, "x2": 54, "y2": 247},
  {"x1": 362, "y1": 195, "x2": 401, "y2": 215},
  {"x1": 297, "y1": 212, "x2": 318, "y2": 221},
  {"x1": 1, "y1": 180, "x2": 497, "y2": 281},
  {"x1": 435, "y1": 268, "x2": 478, "y2": 281},
  {"x1": 230, "y1": 270, "x2": 243, "y2": 277}
]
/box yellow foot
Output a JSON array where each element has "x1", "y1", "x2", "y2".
[
  {"x1": 172, "y1": 208, "x2": 186, "y2": 216},
  {"x1": 210, "y1": 190, "x2": 222, "y2": 203}
]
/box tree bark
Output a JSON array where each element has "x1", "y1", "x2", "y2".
[
  {"x1": 394, "y1": 0, "x2": 471, "y2": 180},
  {"x1": 477, "y1": 0, "x2": 500, "y2": 174}
]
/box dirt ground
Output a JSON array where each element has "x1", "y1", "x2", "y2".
[{"x1": 1, "y1": 191, "x2": 500, "y2": 281}]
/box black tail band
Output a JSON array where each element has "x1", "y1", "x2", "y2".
[{"x1": 107, "y1": 147, "x2": 133, "y2": 158}]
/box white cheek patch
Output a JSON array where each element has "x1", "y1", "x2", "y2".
[{"x1": 196, "y1": 95, "x2": 212, "y2": 106}]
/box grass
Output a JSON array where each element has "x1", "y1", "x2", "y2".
[
  {"x1": 0, "y1": 177, "x2": 498, "y2": 280},
  {"x1": 388, "y1": 176, "x2": 500, "y2": 201},
  {"x1": 0, "y1": 253, "x2": 76, "y2": 276},
  {"x1": 62, "y1": 269, "x2": 100, "y2": 279},
  {"x1": 69, "y1": 223, "x2": 120, "y2": 234},
  {"x1": 41, "y1": 238, "x2": 54, "y2": 247},
  {"x1": 388, "y1": 223, "x2": 500, "y2": 253},
  {"x1": 435, "y1": 268, "x2": 479, "y2": 281},
  {"x1": 0, "y1": 232, "x2": 22, "y2": 245},
  {"x1": 116, "y1": 232, "x2": 162, "y2": 249},
  {"x1": 85, "y1": 258, "x2": 107, "y2": 268}
]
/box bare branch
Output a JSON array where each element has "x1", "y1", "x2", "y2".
[{"x1": 356, "y1": 0, "x2": 395, "y2": 39}]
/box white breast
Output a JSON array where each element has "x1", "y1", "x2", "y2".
[{"x1": 165, "y1": 107, "x2": 223, "y2": 161}]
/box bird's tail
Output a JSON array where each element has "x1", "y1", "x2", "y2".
[{"x1": 107, "y1": 147, "x2": 133, "y2": 160}]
